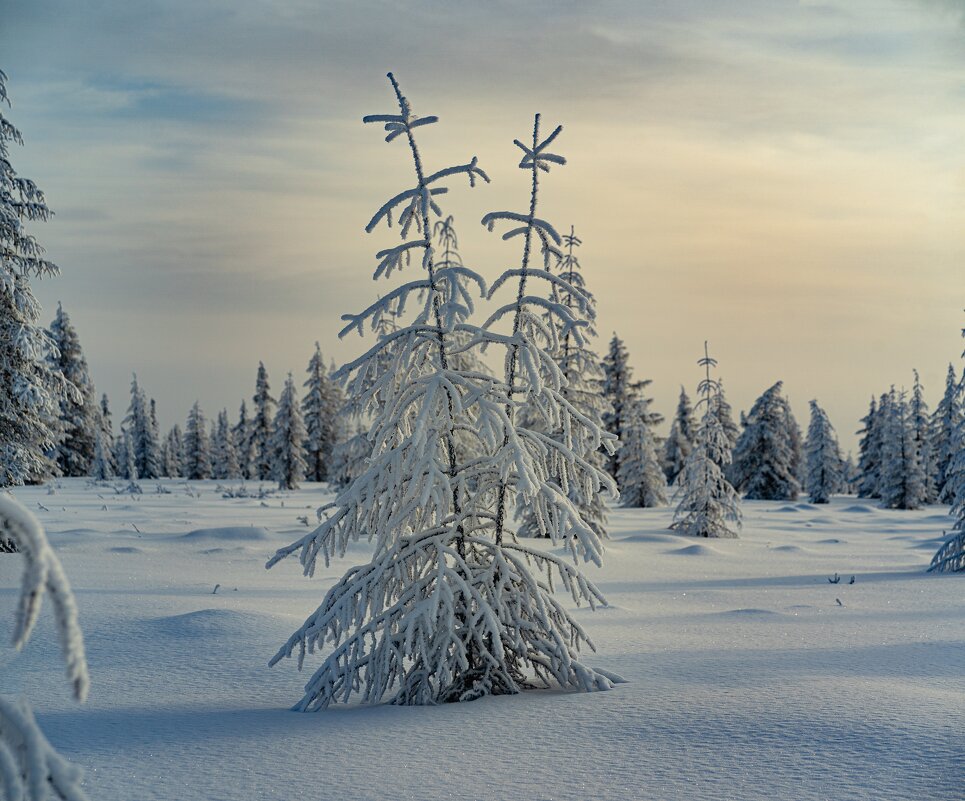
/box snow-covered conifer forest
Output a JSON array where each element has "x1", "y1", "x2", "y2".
[{"x1": 2, "y1": 6, "x2": 964, "y2": 795}]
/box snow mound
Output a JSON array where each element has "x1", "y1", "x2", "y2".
[
  {"x1": 842, "y1": 504, "x2": 875, "y2": 513},
  {"x1": 179, "y1": 526, "x2": 270, "y2": 542},
  {"x1": 620, "y1": 532, "x2": 679, "y2": 544},
  {"x1": 815, "y1": 538, "x2": 846, "y2": 544},
  {"x1": 148, "y1": 608, "x2": 275, "y2": 638},
  {"x1": 666, "y1": 543, "x2": 720, "y2": 556},
  {"x1": 774, "y1": 505, "x2": 800, "y2": 513},
  {"x1": 107, "y1": 546, "x2": 143, "y2": 554},
  {"x1": 772, "y1": 544, "x2": 804, "y2": 553}
]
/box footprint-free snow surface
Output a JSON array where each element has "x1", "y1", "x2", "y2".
[{"x1": 2, "y1": 480, "x2": 962, "y2": 801}]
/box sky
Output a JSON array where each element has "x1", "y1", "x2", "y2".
[{"x1": 2, "y1": 0, "x2": 964, "y2": 450}]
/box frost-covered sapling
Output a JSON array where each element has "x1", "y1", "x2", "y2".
[
  {"x1": 672, "y1": 342, "x2": 741, "y2": 538},
  {"x1": 268, "y1": 76, "x2": 620, "y2": 708}
]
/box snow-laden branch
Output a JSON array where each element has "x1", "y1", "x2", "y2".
[{"x1": 0, "y1": 493, "x2": 91, "y2": 801}]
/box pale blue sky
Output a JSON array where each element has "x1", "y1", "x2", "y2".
[{"x1": 3, "y1": 0, "x2": 964, "y2": 447}]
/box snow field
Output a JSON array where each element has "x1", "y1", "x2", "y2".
[{"x1": 2, "y1": 479, "x2": 962, "y2": 801}]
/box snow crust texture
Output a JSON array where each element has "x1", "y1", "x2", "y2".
[{"x1": 2, "y1": 480, "x2": 962, "y2": 801}]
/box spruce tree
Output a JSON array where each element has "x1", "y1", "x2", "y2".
[
  {"x1": 932, "y1": 364, "x2": 963, "y2": 504},
  {"x1": 124, "y1": 374, "x2": 160, "y2": 480},
  {"x1": 183, "y1": 402, "x2": 211, "y2": 480},
  {"x1": 617, "y1": 399, "x2": 668, "y2": 508},
  {"x1": 249, "y1": 362, "x2": 275, "y2": 480},
  {"x1": 91, "y1": 429, "x2": 114, "y2": 481},
  {"x1": 856, "y1": 396, "x2": 882, "y2": 498},
  {"x1": 47, "y1": 303, "x2": 98, "y2": 476},
  {"x1": 268, "y1": 77, "x2": 619, "y2": 708},
  {"x1": 213, "y1": 409, "x2": 241, "y2": 480},
  {"x1": 302, "y1": 342, "x2": 343, "y2": 482},
  {"x1": 908, "y1": 369, "x2": 937, "y2": 503},
  {"x1": 663, "y1": 386, "x2": 696, "y2": 485},
  {"x1": 98, "y1": 393, "x2": 118, "y2": 477},
  {"x1": 518, "y1": 226, "x2": 612, "y2": 535},
  {"x1": 672, "y1": 343, "x2": 741, "y2": 538},
  {"x1": 931, "y1": 321, "x2": 965, "y2": 570},
  {"x1": 805, "y1": 399, "x2": 844, "y2": 504},
  {"x1": 601, "y1": 333, "x2": 660, "y2": 483},
  {"x1": 119, "y1": 428, "x2": 138, "y2": 483},
  {"x1": 329, "y1": 420, "x2": 370, "y2": 490},
  {"x1": 233, "y1": 400, "x2": 256, "y2": 480},
  {"x1": 271, "y1": 373, "x2": 307, "y2": 490},
  {"x1": 879, "y1": 389, "x2": 926, "y2": 510},
  {"x1": 162, "y1": 424, "x2": 184, "y2": 478},
  {"x1": 731, "y1": 381, "x2": 800, "y2": 500},
  {"x1": 784, "y1": 400, "x2": 805, "y2": 490},
  {"x1": 0, "y1": 70, "x2": 68, "y2": 486},
  {"x1": 715, "y1": 379, "x2": 740, "y2": 451}
]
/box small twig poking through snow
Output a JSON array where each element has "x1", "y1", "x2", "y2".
[
  {"x1": 835, "y1": 598, "x2": 843, "y2": 606},
  {"x1": 297, "y1": 516, "x2": 310, "y2": 527},
  {"x1": 130, "y1": 523, "x2": 141, "y2": 536},
  {"x1": 212, "y1": 584, "x2": 220, "y2": 595},
  {"x1": 849, "y1": 575, "x2": 855, "y2": 584},
  {"x1": 36, "y1": 503, "x2": 49, "y2": 512},
  {"x1": 828, "y1": 572, "x2": 841, "y2": 584}
]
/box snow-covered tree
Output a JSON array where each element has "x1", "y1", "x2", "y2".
[
  {"x1": 119, "y1": 427, "x2": 138, "y2": 483},
  {"x1": 268, "y1": 78, "x2": 619, "y2": 709},
  {"x1": 249, "y1": 362, "x2": 276, "y2": 480},
  {"x1": 161, "y1": 424, "x2": 184, "y2": 478},
  {"x1": 663, "y1": 386, "x2": 697, "y2": 485},
  {"x1": 856, "y1": 396, "x2": 882, "y2": 498},
  {"x1": 805, "y1": 399, "x2": 843, "y2": 504},
  {"x1": 90, "y1": 430, "x2": 113, "y2": 481},
  {"x1": 0, "y1": 493, "x2": 92, "y2": 800},
  {"x1": 672, "y1": 343, "x2": 741, "y2": 538},
  {"x1": 518, "y1": 226, "x2": 611, "y2": 535},
  {"x1": 909, "y1": 369, "x2": 937, "y2": 503},
  {"x1": 47, "y1": 303, "x2": 98, "y2": 476},
  {"x1": 731, "y1": 381, "x2": 801, "y2": 500},
  {"x1": 271, "y1": 373, "x2": 307, "y2": 490},
  {"x1": 183, "y1": 401, "x2": 211, "y2": 480},
  {"x1": 715, "y1": 379, "x2": 740, "y2": 451},
  {"x1": 329, "y1": 419, "x2": 370, "y2": 490},
  {"x1": 879, "y1": 389, "x2": 926, "y2": 510},
  {"x1": 930, "y1": 324, "x2": 965, "y2": 571},
  {"x1": 233, "y1": 400, "x2": 257, "y2": 480},
  {"x1": 0, "y1": 70, "x2": 69, "y2": 486},
  {"x1": 842, "y1": 451, "x2": 859, "y2": 495},
  {"x1": 617, "y1": 399, "x2": 668, "y2": 507},
  {"x1": 601, "y1": 333, "x2": 660, "y2": 483},
  {"x1": 212, "y1": 409, "x2": 241, "y2": 480},
  {"x1": 784, "y1": 400, "x2": 805, "y2": 489},
  {"x1": 302, "y1": 343, "x2": 343, "y2": 482},
  {"x1": 933, "y1": 363, "x2": 963, "y2": 504},
  {"x1": 123, "y1": 374, "x2": 160, "y2": 480},
  {"x1": 97, "y1": 393, "x2": 117, "y2": 477}
]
